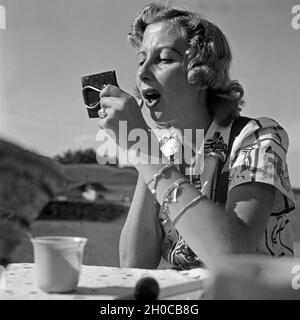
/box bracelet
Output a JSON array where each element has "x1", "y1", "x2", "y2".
[
  {"x1": 169, "y1": 193, "x2": 208, "y2": 225},
  {"x1": 161, "y1": 177, "x2": 189, "y2": 205},
  {"x1": 147, "y1": 163, "x2": 175, "y2": 200},
  {"x1": 160, "y1": 178, "x2": 189, "y2": 225}
]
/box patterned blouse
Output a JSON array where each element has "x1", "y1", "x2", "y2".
[{"x1": 157, "y1": 117, "x2": 296, "y2": 270}]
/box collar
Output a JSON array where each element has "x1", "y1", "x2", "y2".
[
  {"x1": 156, "y1": 119, "x2": 233, "y2": 162},
  {"x1": 202, "y1": 119, "x2": 233, "y2": 162}
]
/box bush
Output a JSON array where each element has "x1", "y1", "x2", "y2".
[
  {"x1": 39, "y1": 200, "x2": 128, "y2": 222},
  {"x1": 54, "y1": 149, "x2": 98, "y2": 164}
]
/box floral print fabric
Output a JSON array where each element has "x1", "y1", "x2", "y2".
[{"x1": 158, "y1": 117, "x2": 296, "y2": 269}]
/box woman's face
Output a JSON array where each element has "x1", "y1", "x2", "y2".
[{"x1": 136, "y1": 21, "x2": 201, "y2": 127}]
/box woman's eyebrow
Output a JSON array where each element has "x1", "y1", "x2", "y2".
[
  {"x1": 137, "y1": 46, "x2": 184, "y2": 57},
  {"x1": 162, "y1": 47, "x2": 184, "y2": 57}
]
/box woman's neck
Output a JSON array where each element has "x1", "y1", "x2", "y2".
[
  {"x1": 174, "y1": 98, "x2": 212, "y2": 153},
  {"x1": 175, "y1": 89, "x2": 211, "y2": 133}
]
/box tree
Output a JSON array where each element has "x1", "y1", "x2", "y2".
[{"x1": 54, "y1": 148, "x2": 98, "y2": 164}]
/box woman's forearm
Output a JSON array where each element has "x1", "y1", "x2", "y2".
[
  {"x1": 134, "y1": 161, "x2": 249, "y2": 266},
  {"x1": 119, "y1": 174, "x2": 163, "y2": 269}
]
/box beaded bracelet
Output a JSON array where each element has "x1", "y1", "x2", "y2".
[
  {"x1": 161, "y1": 177, "x2": 189, "y2": 205},
  {"x1": 169, "y1": 193, "x2": 208, "y2": 225},
  {"x1": 147, "y1": 163, "x2": 175, "y2": 200}
]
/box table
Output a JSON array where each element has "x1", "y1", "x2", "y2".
[{"x1": 0, "y1": 263, "x2": 208, "y2": 300}]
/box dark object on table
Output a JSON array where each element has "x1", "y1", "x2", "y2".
[
  {"x1": 81, "y1": 71, "x2": 118, "y2": 118},
  {"x1": 115, "y1": 276, "x2": 160, "y2": 300},
  {"x1": 134, "y1": 277, "x2": 160, "y2": 300}
]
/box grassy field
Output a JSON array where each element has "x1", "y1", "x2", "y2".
[
  {"x1": 14, "y1": 217, "x2": 127, "y2": 267},
  {"x1": 11, "y1": 164, "x2": 300, "y2": 266},
  {"x1": 62, "y1": 164, "x2": 138, "y2": 203},
  {"x1": 13, "y1": 164, "x2": 138, "y2": 267}
]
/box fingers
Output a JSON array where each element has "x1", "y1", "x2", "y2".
[
  {"x1": 99, "y1": 84, "x2": 123, "y2": 99},
  {"x1": 97, "y1": 103, "x2": 114, "y2": 129},
  {"x1": 97, "y1": 88, "x2": 144, "y2": 130},
  {"x1": 100, "y1": 85, "x2": 143, "y2": 109},
  {"x1": 99, "y1": 96, "x2": 122, "y2": 109}
]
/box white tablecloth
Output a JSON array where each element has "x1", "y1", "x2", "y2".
[{"x1": 0, "y1": 263, "x2": 208, "y2": 300}]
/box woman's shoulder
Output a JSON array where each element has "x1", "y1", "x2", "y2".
[
  {"x1": 232, "y1": 116, "x2": 290, "y2": 153},
  {"x1": 241, "y1": 116, "x2": 288, "y2": 130},
  {"x1": 228, "y1": 116, "x2": 295, "y2": 207}
]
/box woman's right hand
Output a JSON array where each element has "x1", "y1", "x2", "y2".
[{"x1": 98, "y1": 85, "x2": 149, "y2": 149}]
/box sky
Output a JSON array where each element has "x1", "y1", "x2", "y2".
[{"x1": 0, "y1": 0, "x2": 300, "y2": 185}]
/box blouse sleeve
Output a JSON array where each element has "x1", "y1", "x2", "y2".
[{"x1": 228, "y1": 117, "x2": 295, "y2": 215}]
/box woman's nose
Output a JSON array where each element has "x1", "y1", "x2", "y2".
[{"x1": 138, "y1": 62, "x2": 153, "y2": 82}]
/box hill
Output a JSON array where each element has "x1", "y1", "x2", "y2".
[{"x1": 61, "y1": 164, "x2": 138, "y2": 202}]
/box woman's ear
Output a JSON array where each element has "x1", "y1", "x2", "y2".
[{"x1": 187, "y1": 65, "x2": 214, "y2": 90}]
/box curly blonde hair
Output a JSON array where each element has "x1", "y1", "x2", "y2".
[{"x1": 128, "y1": 2, "x2": 244, "y2": 126}]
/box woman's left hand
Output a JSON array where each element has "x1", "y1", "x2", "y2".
[{"x1": 98, "y1": 85, "x2": 148, "y2": 150}]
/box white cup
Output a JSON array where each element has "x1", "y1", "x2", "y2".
[{"x1": 31, "y1": 236, "x2": 87, "y2": 293}]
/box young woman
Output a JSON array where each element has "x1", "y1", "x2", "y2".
[{"x1": 97, "y1": 3, "x2": 295, "y2": 269}]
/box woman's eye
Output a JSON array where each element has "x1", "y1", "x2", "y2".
[{"x1": 160, "y1": 58, "x2": 173, "y2": 64}]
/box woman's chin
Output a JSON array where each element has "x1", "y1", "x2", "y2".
[{"x1": 151, "y1": 111, "x2": 175, "y2": 127}]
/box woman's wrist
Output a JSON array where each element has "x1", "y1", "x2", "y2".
[
  {"x1": 137, "y1": 161, "x2": 208, "y2": 226},
  {"x1": 136, "y1": 162, "x2": 183, "y2": 202}
]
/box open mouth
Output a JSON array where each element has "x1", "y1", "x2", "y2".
[{"x1": 142, "y1": 89, "x2": 161, "y2": 109}]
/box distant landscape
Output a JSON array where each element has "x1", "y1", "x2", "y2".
[
  {"x1": 13, "y1": 162, "x2": 300, "y2": 268},
  {"x1": 62, "y1": 163, "x2": 138, "y2": 202},
  {"x1": 14, "y1": 164, "x2": 140, "y2": 267}
]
